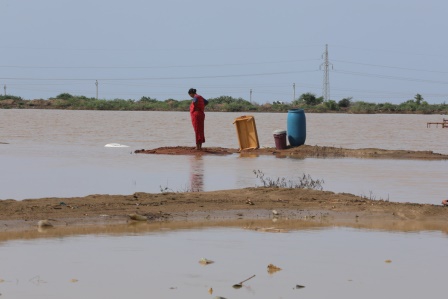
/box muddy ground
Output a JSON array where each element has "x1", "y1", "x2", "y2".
[
  {"x1": 134, "y1": 144, "x2": 448, "y2": 160},
  {"x1": 1, "y1": 145, "x2": 447, "y2": 238},
  {"x1": 1, "y1": 185, "x2": 448, "y2": 237}
]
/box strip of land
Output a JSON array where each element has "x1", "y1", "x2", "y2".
[
  {"x1": 134, "y1": 145, "x2": 448, "y2": 160},
  {"x1": 1, "y1": 187, "x2": 447, "y2": 237}
]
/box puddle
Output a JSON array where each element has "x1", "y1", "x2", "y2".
[{"x1": 0, "y1": 221, "x2": 447, "y2": 299}]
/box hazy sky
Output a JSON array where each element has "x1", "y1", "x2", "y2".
[{"x1": 1, "y1": 0, "x2": 447, "y2": 104}]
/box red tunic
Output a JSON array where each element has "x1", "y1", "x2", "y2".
[{"x1": 190, "y1": 94, "x2": 206, "y2": 144}]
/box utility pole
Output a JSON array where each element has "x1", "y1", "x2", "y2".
[
  {"x1": 95, "y1": 80, "x2": 98, "y2": 99},
  {"x1": 293, "y1": 83, "x2": 296, "y2": 102},
  {"x1": 3, "y1": 84, "x2": 5, "y2": 96},
  {"x1": 320, "y1": 44, "x2": 333, "y2": 101},
  {"x1": 250, "y1": 89, "x2": 252, "y2": 103}
]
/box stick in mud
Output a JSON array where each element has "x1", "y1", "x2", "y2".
[{"x1": 232, "y1": 274, "x2": 256, "y2": 289}]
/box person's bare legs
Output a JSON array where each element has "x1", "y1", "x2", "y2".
[{"x1": 196, "y1": 142, "x2": 203, "y2": 150}]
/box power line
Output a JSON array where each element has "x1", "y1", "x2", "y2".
[
  {"x1": 0, "y1": 70, "x2": 319, "y2": 81},
  {"x1": 330, "y1": 44, "x2": 445, "y2": 58},
  {"x1": 334, "y1": 69, "x2": 448, "y2": 85},
  {"x1": 0, "y1": 58, "x2": 320, "y2": 70},
  {"x1": 332, "y1": 59, "x2": 448, "y2": 74},
  {"x1": 0, "y1": 44, "x2": 324, "y2": 52}
]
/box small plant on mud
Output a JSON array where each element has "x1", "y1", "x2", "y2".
[
  {"x1": 177, "y1": 184, "x2": 201, "y2": 193},
  {"x1": 253, "y1": 170, "x2": 324, "y2": 190},
  {"x1": 159, "y1": 185, "x2": 174, "y2": 193},
  {"x1": 359, "y1": 190, "x2": 389, "y2": 202},
  {"x1": 159, "y1": 184, "x2": 200, "y2": 193}
]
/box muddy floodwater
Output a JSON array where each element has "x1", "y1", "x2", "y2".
[
  {"x1": 1, "y1": 223, "x2": 447, "y2": 299},
  {"x1": 0, "y1": 110, "x2": 447, "y2": 204},
  {"x1": 1, "y1": 110, "x2": 448, "y2": 298}
]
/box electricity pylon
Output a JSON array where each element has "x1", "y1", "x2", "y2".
[{"x1": 320, "y1": 44, "x2": 333, "y2": 101}]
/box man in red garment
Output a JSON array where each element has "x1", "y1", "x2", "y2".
[{"x1": 188, "y1": 88, "x2": 208, "y2": 150}]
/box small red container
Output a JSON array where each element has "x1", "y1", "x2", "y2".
[{"x1": 273, "y1": 129, "x2": 287, "y2": 150}]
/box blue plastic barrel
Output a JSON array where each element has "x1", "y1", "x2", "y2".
[{"x1": 287, "y1": 109, "x2": 306, "y2": 146}]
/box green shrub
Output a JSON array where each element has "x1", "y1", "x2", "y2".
[
  {"x1": 294, "y1": 92, "x2": 323, "y2": 106},
  {"x1": 55, "y1": 93, "x2": 74, "y2": 100},
  {"x1": 324, "y1": 100, "x2": 339, "y2": 111},
  {"x1": 349, "y1": 101, "x2": 377, "y2": 113},
  {"x1": 377, "y1": 102, "x2": 397, "y2": 112},
  {"x1": 338, "y1": 97, "x2": 352, "y2": 108}
]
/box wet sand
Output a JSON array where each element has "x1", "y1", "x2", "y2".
[
  {"x1": 1, "y1": 186, "x2": 447, "y2": 235},
  {"x1": 135, "y1": 145, "x2": 448, "y2": 160}
]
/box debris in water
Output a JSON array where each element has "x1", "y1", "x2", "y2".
[
  {"x1": 248, "y1": 227, "x2": 288, "y2": 233},
  {"x1": 232, "y1": 274, "x2": 255, "y2": 289},
  {"x1": 267, "y1": 263, "x2": 282, "y2": 274},
  {"x1": 37, "y1": 220, "x2": 53, "y2": 228},
  {"x1": 105, "y1": 143, "x2": 129, "y2": 148},
  {"x1": 295, "y1": 284, "x2": 305, "y2": 289},
  {"x1": 208, "y1": 287, "x2": 213, "y2": 294},
  {"x1": 385, "y1": 259, "x2": 392, "y2": 263},
  {"x1": 70, "y1": 279, "x2": 78, "y2": 283},
  {"x1": 199, "y1": 258, "x2": 214, "y2": 265},
  {"x1": 272, "y1": 210, "x2": 279, "y2": 215},
  {"x1": 128, "y1": 214, "x2": 147, "y2": 221}
]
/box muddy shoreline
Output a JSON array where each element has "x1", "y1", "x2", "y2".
[
  {"x1": 1, "y1": 187, "x2": 447, "y2": 237},
  {"x1": 134, "y1": 145, "x2": 448, "y2": 160}
]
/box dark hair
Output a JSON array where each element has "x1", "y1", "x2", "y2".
[{"x1": 188, "y1": 88, "x2": 197, "y2": 95}]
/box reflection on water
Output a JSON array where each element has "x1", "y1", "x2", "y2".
[
  {"x1": 0, "y1": 223, "x2": 447, "y2": 299},
  {"x1": 189, "y1": 155, "x2": 204, "y2": 192}
]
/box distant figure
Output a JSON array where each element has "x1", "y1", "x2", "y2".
[
  {"x1": 188, "y1": 88, "x2": 208, "y2": 150},
  {"x1": 442, "y1": 199, "x2": 448, "y2": 206}
]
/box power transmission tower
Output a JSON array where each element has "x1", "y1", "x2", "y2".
[{"x1": 320, "y1": 44, "x2": 333, "y2": 101}]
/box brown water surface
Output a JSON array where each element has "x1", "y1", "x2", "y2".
[
  {"x1": 0, "y1": 223, "x2": 446, "y2": 299},
  {"x1": 0, "y1": 110, "x2": 447, "y2": 203},
  {"x1": 1, "y1": 110, "x2": 447, "y2": 298}
]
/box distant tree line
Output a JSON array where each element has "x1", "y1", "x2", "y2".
[{"x1": 0, "y1": 92, "x2": 447, "y2": 114}]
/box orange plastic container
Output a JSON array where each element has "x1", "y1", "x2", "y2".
[{"x1": 233, "y1": 115, "x2": 260, "y2": 150}]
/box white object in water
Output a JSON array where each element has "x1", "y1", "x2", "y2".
[{"x1": 104, "y1": 143, "x2": 129, "y2": 148}]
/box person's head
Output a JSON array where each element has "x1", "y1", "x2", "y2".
[{"x1": 188, "y1": 88, "x2": 197, "y2": 98}]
